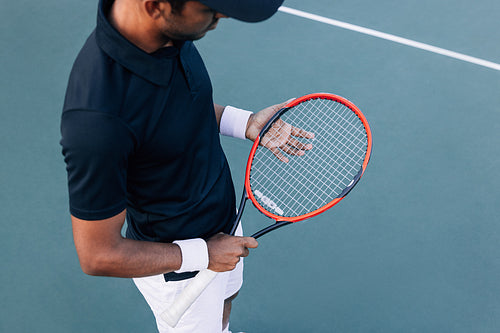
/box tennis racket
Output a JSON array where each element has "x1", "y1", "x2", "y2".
[{"x1": 161, "y1": 92, "x2": 372, "y2": 327}]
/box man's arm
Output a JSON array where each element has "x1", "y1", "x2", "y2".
[
  {"x1": 214, "y1": 103, "x2": 225, "y2": 126},
  {"x1": 72, "y1": 210, "x2": 181, "y2": 277},
  {"x1": 72, "y1": 209, "x2": 257, "y2": 278}
]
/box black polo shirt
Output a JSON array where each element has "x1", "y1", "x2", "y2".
[{"x1": 61, "y1": 0, "x2": 236, "y2": 257}]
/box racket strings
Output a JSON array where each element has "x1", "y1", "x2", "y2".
[
  {"x1": 307, "y1": 103, "x2": 366, "y2": 180},
  {"x1": 298, "y1": 100, "x2": 366, "y2": 174},
  {"x1": 256, "y1": 116, "x2": 350, "y2": 206},
  {"x1": 249, "y1": 97, "x2": 369, "y2": 218},
  {"x1": 252, "y1": 161, "x2": 323, "y2": 214},
  {"x1": 277, "y1": 101, "x2": 363, "y2": 205}
]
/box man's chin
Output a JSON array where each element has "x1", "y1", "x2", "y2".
[
  {"x1": 172, "y1": 31, "x2": 208, "y2": 42},
  {"x1": 192, "y1": 32, "x2": 208, "y2": 41}
]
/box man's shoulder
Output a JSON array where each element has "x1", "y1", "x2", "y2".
[
  {"x1": 71, "y1": 29, "x2": 106, "y2": 76},
  {"x1": 63, "y1": 30, "x2": 129, "y2": 116}
]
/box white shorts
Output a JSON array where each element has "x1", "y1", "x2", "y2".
[{"x1": 133, "y1": 224, "x2": 244, "y2": 333}]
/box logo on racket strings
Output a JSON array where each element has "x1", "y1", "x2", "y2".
[{"x1": 253, "y1": 190, "x2": 284, "y2": 215}]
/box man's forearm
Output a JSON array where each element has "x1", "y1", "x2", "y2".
[
  {"x1": 214, "y1": 103, "x2": 225, "y2": 127},
  {"x1": 72, "y1": 211, "x2": 182, "y2": 278},
  {"x1": 82, "y1": 238, "x2": 182, "y2": 278}
]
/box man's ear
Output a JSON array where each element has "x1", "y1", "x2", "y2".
[{"x1": 144, "y1": 0, "x2": 172, "y2": 19}]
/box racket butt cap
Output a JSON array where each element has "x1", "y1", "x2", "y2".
[{"x1": 161, "y1": 310, "x2": 181, "y2": 328}]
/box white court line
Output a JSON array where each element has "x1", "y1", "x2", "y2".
[{"x1": 278, "y1": 6, "x2": 500, "y2": 71}]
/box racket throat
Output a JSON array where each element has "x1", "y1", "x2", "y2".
[
  {"x1": 230, "y1": 191, "x2": 249, "y2": 236},
  {"x1": 251, "y1": 221, "x2": 292, "y2": 239}
]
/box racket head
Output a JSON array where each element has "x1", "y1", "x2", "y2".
[{"x1": 245, "y1": 93, "x2": 372, "y2": 223}]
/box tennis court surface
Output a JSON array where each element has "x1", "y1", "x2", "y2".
[{"x1": 1, "y1": 0, "x2": 499, "y2": 331}]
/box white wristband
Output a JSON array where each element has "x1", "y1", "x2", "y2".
[
  {"x1": 173, "y1": 238, "x2": 209, "y2": 273},
  {"x1": 220, "y1": 105, "x2": 253, "y2": 140}
]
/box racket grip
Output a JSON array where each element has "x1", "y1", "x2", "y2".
[{"x1": 161, "y1": 269, "x2": 218, "y2": 327}]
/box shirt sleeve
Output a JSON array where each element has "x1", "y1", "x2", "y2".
[{"x1": 60, "y1": 110, "x2": 136, "y2": 220}]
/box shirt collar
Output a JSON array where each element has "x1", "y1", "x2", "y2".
[{"x1": 96, "y1": 0, "x2": 181, "y2": 86}]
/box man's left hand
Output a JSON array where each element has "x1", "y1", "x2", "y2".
[{"x1": 246, "y1": 99, "x2": 315, "y2": 162}]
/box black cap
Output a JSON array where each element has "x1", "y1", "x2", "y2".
[{"x1": 199, "y1": 0, "x2": 285, "y2": 22}]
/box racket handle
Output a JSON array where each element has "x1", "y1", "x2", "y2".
[{"x1": 161, "y1": 269, "x2": 218, "y2": 327}]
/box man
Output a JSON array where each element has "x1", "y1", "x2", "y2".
[{"x1": 60, "y1": 0, "x2": 306, "y2": 332}]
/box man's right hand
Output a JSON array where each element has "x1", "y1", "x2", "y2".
[{"x1": 206, "y1": 233, "x2": 258, "y2": 272}]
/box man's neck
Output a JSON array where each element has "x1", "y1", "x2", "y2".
[{"x1": 109, "y1": 0, "x2": 172, "y2": 53}]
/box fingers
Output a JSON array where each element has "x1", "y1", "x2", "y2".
[
  {"x1": 206, "y1": 234, "x2": 258, "y2": 272},
  {"x1": 286, "y1": 137, "x2": 313, "y2": 152},
  {"x1": 274, "y1": 98, "x2": 296, "y2": 110},
  {"x1": 219, "y1": 237, "x2": 256, "y2": 270},
  {"x1": 237, "y1": 237, "x2": 258, "y2": 260},
  {"x1": 270, "y1": 147, "x2": 289, "y2": 163},
  {"x1": 261, "y1": 120, "x2": 313, "y2": 152},
  {"x1": 267, "y1": 135, "x2": 312, "y2": 163},
  {"x1": 280, "y1": 145, "x2": 306, "y2": 158},
  {"x1": 291, "y1": 125, "x2": 315, "y2": 139},
  {"x1": 265, "y1": 98, "x2": 295, "y2": 119},
  {"x1": 228, "y1": 237, "x2": 258, "y2": 262},
  {"x1": 242, "y1": 236, "x2": 258, "y2": 249}
]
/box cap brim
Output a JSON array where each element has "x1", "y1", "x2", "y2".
[{"x1": 200, "y1": 0, "x2": 284, "y2": 23}]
